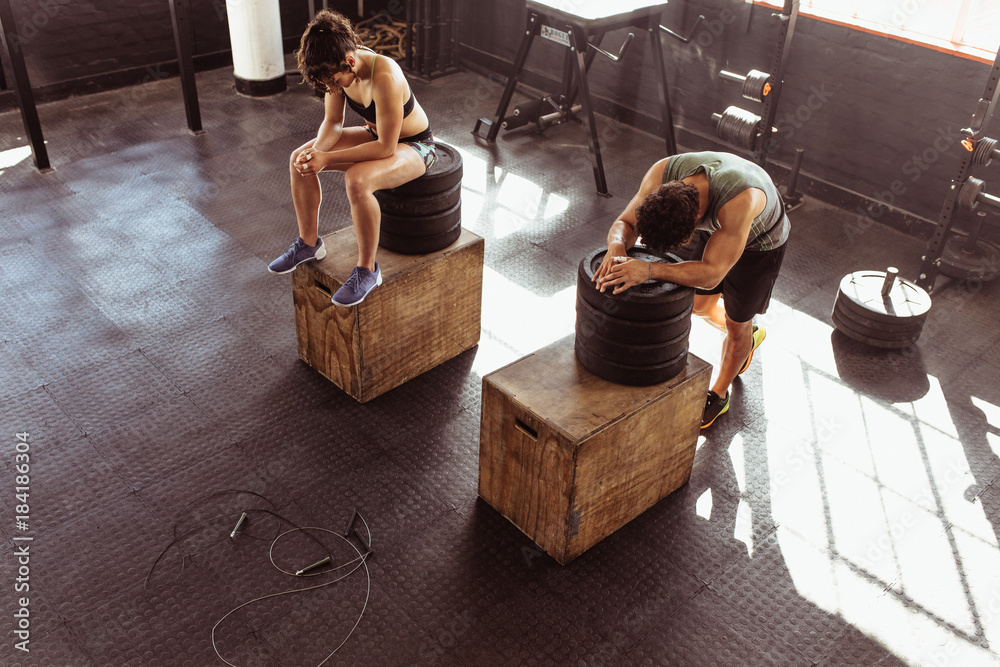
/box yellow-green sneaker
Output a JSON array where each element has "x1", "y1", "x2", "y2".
[
  {"x1": 701, "y1": 390, "x2": 730, "y2": 430},
  {"x1": 738, "y1": 325, "x2": 766, "y2": 375}
]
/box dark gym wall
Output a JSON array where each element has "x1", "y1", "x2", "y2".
[
  {"x1": 1, "y1": 0, "x2": 992, "y2": 240},
  {"x1": 458, "y1": 0, "x2": 994, "y2": 241},
  {"x1": 0, "y1": 0, "x2": 383, "y2": 100}
]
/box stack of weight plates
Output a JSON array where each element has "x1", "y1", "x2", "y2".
[
  {"x1": 832, "y1": 269, "x2": 932, "y2": 348},
  {"x1": 375, "y1": 142, "x2": 463, "y2": 255},
  {"x1": 575, "y1": 247, "x2": 695, "y2": 386}
]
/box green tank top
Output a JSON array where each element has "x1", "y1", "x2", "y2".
[{"x1": 662, "y1": 151, "x2": 790, "y2": 252}]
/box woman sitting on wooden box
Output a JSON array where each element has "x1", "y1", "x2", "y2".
[{"x1": 268, "y1": 9, "x2": 437, "y2": 307}]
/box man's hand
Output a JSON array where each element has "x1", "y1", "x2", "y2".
[
  {"x1": 593, "y1": 243, "x2": 628, "y2": 292},
  {"x1": 596, "y1": 256, "x2": 651, "y2": 294},
  {"x1": 294, "y1": 148, "x2": 328, "y2": 177}
]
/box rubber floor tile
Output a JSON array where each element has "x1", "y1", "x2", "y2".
[
  {"x1": 0, "y1": 385, "x2": 86, "y2": 446},
  {"x1": 816, "y1": 624, "x2": 911, "y2": 667},
  {"x1": 233, "y1": 404, "x2": 384, "y2": 497},
  {"x1": 382, "y1": 406, "x2": 481, "y2": 510},
  {"x1": 91, "y1": 281, "x2": 222, "y2": 347},
  {"x1": 109, "y1": 550, "x2": 272, "y2": 666},
  {"x1": 0, "y1": 565, "x2": 62, "y2": 638},
  {"x1": 0, "y1": 341, "x2": 43, "y2": 398},
  {"x1": 181, "y1": 251, "x2": 291, "y2": 316},
  {"x1": 710, "y1": 529, "x2": 864, "y2": 663},
  {"x1": 140, "y1": 316, "x2": 270, "y2": 394},
  {"x1": 612, "y1": 482, "x2": 777, "y2": 585},
  {"x1": 0, "y1": 621, "x2": 95, "y2": 667},
  {"x1": 293, "y1": 452, "x2": 455, "y2": 551},
  {"x1": 626, "y1": 587, "x2": 812, "y2": 666},
  {"x1": 0, "y1": 434, "x2": 130, "y2": 533},
  {"x1": 43, "y1": 350, "x2": 184, "y2": 434},
  {"x1": 827, "y1": 330, "x2": 975, "y2": 404},
  {"x1": 11, "y1": 314, "x2": 138, "y2": 385},
  {"x1": 183, "y1": 361, "x2": 331, "y2": 445},
  {"x1": 365, "y1": 347, "x2": 481, "y2": 426},
  {"x1": 513, "y1": 534, "x2": 704, "y2": 653},
  {"x1": 445, "y1": 587, "x2": 624, "y2": 667},
  {"x1": 136, "y1": 444, "x2": 298, "y2": 557},
  {"x1": 31, "y1": 493, "x2": 172, "y2": 619},
  {"x1": 69, "y1": 601, "x2": 148, "y2": 666},
  {"x1": 369, "y1": 506, "x2": 526, "y2": 639}
]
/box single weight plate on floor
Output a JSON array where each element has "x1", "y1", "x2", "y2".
[
  {"x1": 831, "y1": 309, "x2": 919, "y2": 349},
  {"x1": 376, "y1": 181, "x2": 462, "y2": 217},
  {"x1": 383, "y1": 142, "x2": 463, "y2": 197},
  {"x1": 836, "y1": 270, "x2": 931, "y2": 324},
  {"x1": 578, "y1": 247, "x2": 694, "y2": 322}
]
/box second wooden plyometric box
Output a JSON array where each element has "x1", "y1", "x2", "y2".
[{"x1": 479, "y1": 334, "x2": 711, "y2": 564}]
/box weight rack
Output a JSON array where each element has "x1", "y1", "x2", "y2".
[
  {"x1": 709, "y1": 0, "x2": 798, "y2": 169},
  {"x1": 472, "y1": 0, "x2": 703, "y2": 197},
  {"x1": 916, "y1": 46, "x2": 1000, "y2": 293}
]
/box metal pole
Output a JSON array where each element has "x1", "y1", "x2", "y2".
[
  {"x1": 422, "y1": 0, "x2": 433, "y2": 78},
  {"x1": 405, "y1": 0, "x2": 413, "y2": 71},
  {"x1": 0, "y1": 0, "x2": 50, "y2": 171},
  {"x1": 168, "y1": 0, "x2": 203, "y2": 133}
]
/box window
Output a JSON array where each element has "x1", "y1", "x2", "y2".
[{"x1": 757, "y1": 0, "x2": 1000, "y2": 63}]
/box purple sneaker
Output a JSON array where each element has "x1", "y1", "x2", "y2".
[
  {"x1": 331, "y1": 262, "x2": 382, "y2": 306},
  {"x1": 268, "y1": 237, "x2": 326, "y2": 274}
]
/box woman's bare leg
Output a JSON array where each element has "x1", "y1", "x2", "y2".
[
  {"x1": 288, "y1": 128, "x2": 372, "y2": 246},
  {"x1": 342, "y1": 144, "x2": 427, "y2": 271}
]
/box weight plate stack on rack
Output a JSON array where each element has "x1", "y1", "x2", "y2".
[
  {"x1": 575, "y1": 247, "x2": 695, "y2": 385},
  {"x1": 832, "y1": 268, "x2": 932, "y2": 348},
  {"x1": 376, "y1": 142, "x2": 463, "y2": 254}
]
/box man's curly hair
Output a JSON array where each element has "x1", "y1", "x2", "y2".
[
  {"x1": 634, "y1": 180, "x2": 701, "y2": 252},
  {"x1": 296, "y1": 10, "x2": 362, "y2": 95}
]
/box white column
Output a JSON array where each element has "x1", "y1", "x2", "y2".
[{"x1": 226, "y1": 0, "x2": 287, "y2": 96}]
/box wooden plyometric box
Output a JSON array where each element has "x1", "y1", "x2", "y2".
[
  {"x1": 479, "y1": 334, "x2": 711, "y2": 564},
  {"x1": 293, "y1": 226, "x2": 484, "y2": 402}
]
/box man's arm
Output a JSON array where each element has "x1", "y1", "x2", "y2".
[{"x1": 592, "y1": 158, "x2": 668, "y2": 289}]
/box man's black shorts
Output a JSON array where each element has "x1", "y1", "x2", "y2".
[{"x1": 687, "y1": 230, "x2": 788, "y2": 323}]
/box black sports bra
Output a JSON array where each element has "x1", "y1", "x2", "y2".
[{"x1": 344, "y1": 54, "x2": 415, "y2": 124}]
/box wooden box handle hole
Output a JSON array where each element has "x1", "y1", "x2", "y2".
[
  {"x1": 515, "y1": 418, "x2": 538, "y2": 440},
  {"x1": 314, "y1": 281, "x2": 332, "y2": 297}
]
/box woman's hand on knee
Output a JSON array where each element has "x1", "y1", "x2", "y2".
[{"x1": 294, "y1": 148, "x2": 328, "y2": 177}]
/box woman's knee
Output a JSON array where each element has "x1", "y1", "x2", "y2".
[{"x1": 343, "y1": 168, "x2": 375, "y2": 202}]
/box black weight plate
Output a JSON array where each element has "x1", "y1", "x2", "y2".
[
  {"x1": 575, "y1": 336, "x2": 688, "y2": 386},
  {"x1": 837, "y1": 270, "x2": 931, "y2": 323},
  {"x1": 575, "y1": 319, "x2": 690, "y2": 365},
  {"x1": 381, "y1": 201, "x2": 461, "y2": 237},
  {"x1": 376, "y1": 181, "x2": 462, "y2": 217},
  {"x1": 832, "y1": 296, "x2": 926, "y2": 334},
  {"x1": 835, "y1": 290, "x2": 929, "y2": 329},
  {"x1": 831, "y1": 309, "x2": 919, "y2": 349},
  {"x1": 381, "y1": 142, "x2": 463, "y2": 197},
  {"x1": 378, "y1": 221, "x2": 461, "y2": 255},
  {"x1": 831, "y1": 309, "x2": 922, "y2": 342},
  {"x1": 577, "y1": 247, "x2": 694, "y2": 322},
  {"x1": 576, "y1": 294, "x2": 694, "y2": 345},
  {"x1": 938, "y1": 234, "x2": 1000, "y2": 281}
]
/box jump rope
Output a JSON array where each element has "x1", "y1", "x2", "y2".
[{"x1": 143, "y1": 490, "x2": 373, "y2": 666}]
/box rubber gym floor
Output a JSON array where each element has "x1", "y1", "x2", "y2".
[{"x1": 2, "y1": 61, "x2": 1000, "y2": 667}]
